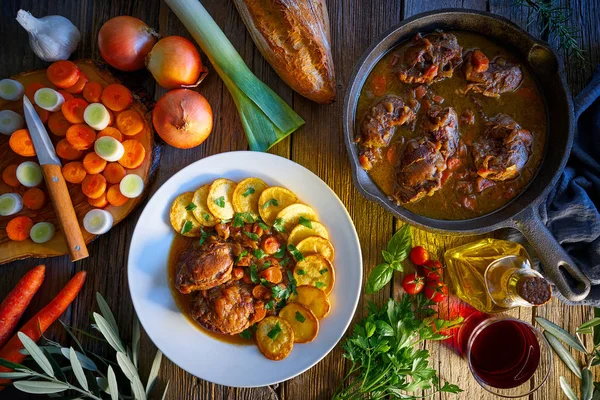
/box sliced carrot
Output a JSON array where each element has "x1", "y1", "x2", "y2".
[
  {"x1": 103, "y1": 162, "x2": 126, "y2": 184},
  {"x1": 81, "y1": 174, "x2": 107, "y2": 199},
  {"x1": 0, "y1": 271, "x2": 86, "y2": 389},
  {"x1": 88, "y1": 192, "x2": 108, "y2": 208},
  {"x1": 101, "y1": 83, "x2": 132, "y2": 112},
  {"x1": 97, "y1": 127, "x2": 123, "y2": 142},
  {"x1": 118, "y1": 139, "x2": 146, "y2": 169},
  {"x1": 62, "y1": 98, "x2": 89, "y2": 124},
  {"x1": 2, "y1": 165, "x2": 20, "y2": 188},
  {"x1": 48, "y1": 111, "x2": 71, "y2": 137},
  {"x1": 82, "y1": 81, "x2": 103, "y2": 103},
  {"x1": 0, "y1": 265, "x2": 46, "y2": 349},
  {"x1": 62, "y1": 161, "x2": 87, "y2": 183},
  {"x1": 9, "y1": 129, "x2": 36, "y2": 157},
  {"x1": 6, "y1": 216, "x2": 34, "y2": 241},
  {"x1": 106, "y1": 184, "x2": 129, "y2": 206},
  {"x1": 65, "y1": 73, "x2": 88, "y2": 94},
  {"x1": 116, "y1": 109, "x2": 144, "y2": 136},
  {"x1": 46, "y1": 60, "x2": 81, "y2": 89},
  {"x1": 24, "y1": 82, "x2": 46, "y2": 100},
  {"x1": 56, "y1": 139, "x2": 84, "y2": 161},
  {"x1": 107, "y1": 108, "x2": 115, "y2": 126},
  {"x1": 66, "y1": 124, "x2": 96, "y2": 150},
  {"x1": 58, "y1": 90, "x2": 75, "y2": 102},
  {"x1": 34, "y1": 106, "x2": 49, "y2": 124},
  {"x1": 22, "y1": 187, "x2": 46, "y2": 210},
  {"x1": 83, "y1": 152, "x2": 107, "y2": 174}
]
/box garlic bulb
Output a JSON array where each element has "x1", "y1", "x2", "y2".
[{"x1": 16, "y1": 10, "x2": 81, "y2": 62}]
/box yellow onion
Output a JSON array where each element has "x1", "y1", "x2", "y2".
[{"x1": 146, "y1": 36, "x2": 207, "y2": 89}]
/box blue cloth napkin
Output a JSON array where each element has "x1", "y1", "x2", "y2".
[{"x1": 504, "y1": 66, "x2": 600, "y2": 306}]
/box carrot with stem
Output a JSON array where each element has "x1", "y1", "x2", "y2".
[{"x1": 0, "y1": 265, "x2": 46, "y2": 349}]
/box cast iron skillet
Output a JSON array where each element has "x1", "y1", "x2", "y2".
[{"x1": 343, "y1": 9, "x2": 591, "y2": 302}]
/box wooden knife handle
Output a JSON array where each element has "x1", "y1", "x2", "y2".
[{"x1": 41, "y1": 164, "x2": 89, "y2": 262}]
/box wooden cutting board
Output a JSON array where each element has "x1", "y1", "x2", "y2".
[{"x1": 0, "y1": 60, "x2": 161, "y2": 264}]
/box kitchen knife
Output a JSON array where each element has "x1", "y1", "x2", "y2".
[{"x1": 23, "y1": 95, "x2": 89, "y2": 261}]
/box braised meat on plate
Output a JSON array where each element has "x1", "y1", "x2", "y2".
[
  {"x1": 463, "y1": 50, "x2": 523, "y2": 97},
  {"x1": 396, "y1": 32, "x2": 463, "y2": 84},
  {"x1": 175, "y1": 238, "x2": 234, "y2": 294}
]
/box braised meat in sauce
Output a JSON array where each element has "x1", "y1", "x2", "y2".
[
  {"x1": 175, "y1": 239, "x2": 234, "y2": 293},
  {"x1": 356, "y1": 31, "x2": 546, "y2": 220}
]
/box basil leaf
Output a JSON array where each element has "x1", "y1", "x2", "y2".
[
  {"x1": 267, "y1": 323, "x2": 282, "y2": 340},
  {"x1": 272, "y1": 218, "x2": 285, "y2": 233},
  {"x1": 298, "y1": 216, "x2": 312, "y2": 229},
  {"x1": 288, "y1": 244, "x2": 304, "y2": 261},
  {"x1": 180, "y1": 221, "x2": 193, "y2": 235},
  {"x1": 295, "y1": 311, "x2": 306, "y2": 323},
  {"x1": 185, "y1": 203, "x2": 197, "y2": 211},
  {"x1": 386, "y1": 225, "x2": 412, "y2": 262},
  {"x1": 262, "y1": 198, "x2": 278, "y2": 209},
  {"x1": 243, "y1": 231, "x2": 260, "y2": 241},
  {"x1": 365, "y1": 264, "x2": 393, "y2": 294},
  {"x1": 214, "y1": 196, "x2": 226, "y2": 208},
  {"x1": 242, "y1": 187, "x2": 255, "y2": 197}
]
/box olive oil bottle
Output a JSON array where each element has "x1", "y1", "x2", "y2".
[{"x1": 444, "y1": 239, "x2": 551, "y2": 313}]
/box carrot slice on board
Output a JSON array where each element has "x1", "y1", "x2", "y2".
[
  {"x1": 56, "y1": 139, "x2": 84, "y2": 161},
  {"x1": 66, "y1": 124, "x2": 96, "y2": 151},
  {"x1": 101, "y1": 83, "x2": 132, "y2": 112},
  {"x1": 106, "y1": 184, "x2": 129, "y2": 206},
  {"x1": 34, "y1": 106, "x2": 49, "y2": 124},
  {"x1": 62, "y1": 161, "x2": 87, "y2": 184},
  {"x1": 62, "y1": 98, "x2": 89, "y2": 124},
  {"x1": 58, "y1": 90, "x2": 75, "y2": 102},
  {"x1": 118, "y1": 139, "x2": 145, "y2": 169},
  {"x1": 103, "y1": 162, "x2": 126, "y2": 184},
  {"x1": 9, "y1": 129, "x2": 36, "y2": 157},
  {"x1": 65, "y1": 73, "x2": 88, "y2": 94},
  {"x1": 83, "y1": 152, "x2": 107, "y2": 174},
  {"x1": 24, "y1": 82, "x2": 46, "y2": 100},
  {"x1": 88, "y1": 192, "x2": 108, "y2": 208},
  {"x1": 81, "y1": 174, "x2": 107, "y2": 199},
  {"x1": 6, "y1": 216, "x2": 34, "y2": 241},
  {"x1": 2, "y1": 165, "x2": 20, "y2": 187},
  {"x1": 46, "y1": 60, "x2": 81, "y2": 89},
  {"x1": 97, "y1": 127, "x2": 123, "y2": 142},
  {"x1": 116, "y1": 109, "x2": 144, "y2": 136},
  {"x1": 48, "y1": 111, "x2": 71, "y2": 137},
  {"x1": 82, "y1": 81, "x2": 103, "y2": 103},
  {"x1": 22, "y1": 187, "x2": 46, "y2": 210}
]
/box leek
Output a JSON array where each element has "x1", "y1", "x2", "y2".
[{"x1": 164, "y1": 0, "x2": 305, "y2": 151}]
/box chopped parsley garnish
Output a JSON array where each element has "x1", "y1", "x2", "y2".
[
  {"x1": 260, "y1": 278, "x2": 269, "y2": 286},
  {"x1": 315, "y1": 282, "x2": 327, "y2": 289},
  {"x1": 239, "y1": 329, "x2": 252, "y2": 339},
  {"x1": 267, "y1": 323, "x2": 282, "y2": 340},
  {"x1": 235, "y1": 250, "x2": 248, "y2": 264},
  {"x1": 180, "y1": 220, "x2": 193, "y2": 235},
  {"x1": 250, "y1": 265, "x2": 259, "y2": 284},
  {"x1": 185, "y1": 203, "x2": 197, "y2": 211},
  {"x1": 265, "y1": 300, "x2": 275, "y2": 310},
  {"x1": 262, "y1": 198, "x2": 279, "y2": 209},
  {"x1": 272, "y1": 218, "x2": 285, "y2": 233},
  {"x1": 198, "y1": 229, "x2": 208, "y2": 246},
  {"x1": 273, "y1": 247, "x2": 286, "y2": 259},
  {"x1": 298, "y1": 216, "x2": 312, "y2": 229},
  {"x1": 295, "y1": 311, "x2": 306, "y2": 323},
  {"x1": 242, "y1": 187, "x2": 255, "y2": 197},
  {"x1": 202, "y1": 212, "x2": 211, "y2": 222},
  {"x1": 233, "y1": 212, "x2": 254, "y2": 228},
  {"x1": 280, "y1": 257, "x2": 290, "y2": 267},
  {"x1": 297, "y1": 269, "x2": 306, "y2": 275},
  {"x1": 271, "y1": 284, "x2": 288, "y2": 300},
  {"x1": 243, "y1": 231, "x2": 260, "y2": 241},
  {"x1": 288, "y1": 244, "x2": 305, "y2": 261},
  {"x1": 287, "y1": 270, "x2": 298, "y2": 296},
  {"x1": 319, "y1": 268, "x2": 329, "y2": 275},
  {"x1": 262, "y1": 261, "x2": 271, "y2": 269},
  {"x1": 253, "y1": 249, "x2": 266, "y2": 259},
  {"x1": 214, "y1": 196, "x2": 226, "y2": 208},
  {"x1": 258, "y1": 221, "x2": 270, "y2": 231}
]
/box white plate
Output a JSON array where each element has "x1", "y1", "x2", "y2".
[{"x1": 128, "y1": 151, "x2": 362, "y2": 388}]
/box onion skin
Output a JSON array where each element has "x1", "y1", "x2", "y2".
[
  {"x1": 98, "y1": 16, "x2": 157, "y2": 72},
  {"x1": 152, "y1": 89, "x2": 213, "y2": 149},
  {"x1": 146, "y1": 36, "x2": 204, "y2": 89}
]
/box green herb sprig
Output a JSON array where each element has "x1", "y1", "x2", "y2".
[{"x1": 365, "y1": 225, "x2": 411, "y2": 294}]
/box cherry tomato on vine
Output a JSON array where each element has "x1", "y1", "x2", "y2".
[
  {"x1": 424, "y1": 280, "x2": 448, "y2": 303},
  {"x1": 401, "y1": 272, "x2": 425, "y2": 295},
  {"x1": 409, "y1": 246, "x2": 430, "y2": 266},
  {"x1": 423, "y1": 260, "x2": 444, "y2": 281}
]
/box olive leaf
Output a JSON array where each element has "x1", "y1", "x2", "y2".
[
  {"x1": 544, "y1": 332, "x2": 582, "y2": 378},
  {"x1": 17, "y1": 332, "x2": 54, "y2": 377},
  {"x1": 96, "y1": 293, "x2": 119, "y2": 335},
  {"x1": 0, "y1": 371, "x2": 34, "y2": 379},
  {"x1": 70, "y1": 347, "x2": 88, "y2": 391},
  {"x1": 107, "y1": 365, "x2": 119, "y2": 400},
  {"x1": 93, "y1": 312, "x2": 126, "y2": 354},
  {"x1": 60, "y1": 347, "x2": 97, "y2": 371},
  {"x1": 13, "y1": 381, "x2": 69, "y2": 394},
  {"x1": 560, "y1": 376, "x2": 579, "y2": 400},
  {"x1": 116, "y1": 352, "x2": 146, "y2": 400},
  {"x1": 132, "y1": 314, "x2": 141, "y2": 368},
  {"x1": 146, "y1": 350, "x2": 163, "y2": 395},
  {"x1": 162, "y1": 381, "x2": 170, "y2": 400},
  {"x1": 577, "y1": 318, "x2": 600, "y2": 335},
  {"x1": 536, "y1": 317, "x2": 587, "y2": 353},
  {"x1": 594, "y1": 308, "x2": 600, "y2": 347},
  {"x1": 365, "y1": 264, "x2": 393, "y2": 294},
  {"x1": 581, "y1": 368, "x2": 593, "y2": 400}
]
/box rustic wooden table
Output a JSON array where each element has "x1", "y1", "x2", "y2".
[{"x1": 1, "y1": 0, "x2": 599, "y2": 399}]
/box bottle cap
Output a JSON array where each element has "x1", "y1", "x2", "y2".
[{"x1": 516, "y1": 275, "x2": 552, "y2": 306}]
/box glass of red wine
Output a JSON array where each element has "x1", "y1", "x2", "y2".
[{"x1": 459, "y1": 314, "x2": 552, "y2": 397}]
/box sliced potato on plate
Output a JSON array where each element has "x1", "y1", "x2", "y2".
[
  {"x1": 207, "y1": 178, "x2": 237, "y2": 220},
  {"x1": 258, "y1": 187, "x2": 298, "y2": 226},
  {"x1": 293, "y1": 254, "x2": 335, "y2": 294},
  {"x1": 275, "y1": 204, "x2": 319, "y2": 234},
  {"x1": 287, "y1": 221, "x2": 329, "y2": 247},
  {"x1": 169, "y1": 192, "x2": 202, "y2": 237},
  {"x1": 192, "y1": 185, "x2": 218, "y2": 227},
  {"x1": 232, "y1": 177, "x2": 268, "y2": 219},
  {"x1": 296, "y1": 236, "x2": 335, "y2": 263},
  {"x1": 279, "y1": 303, "x2": 319, "y2": 343},
  {"x1": 289, "y1": 285, "x2": 331, "y2": 319},
  {"x1": 255, "y1": 316, "x2": 294, "y2": 361}
]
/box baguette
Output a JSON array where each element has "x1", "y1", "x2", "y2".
[{"x1": 234, "y1": 0, "x2": 336, "y2": 104}]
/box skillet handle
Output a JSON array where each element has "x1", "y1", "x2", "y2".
[{"x1": 513, "y1": 206, "x2": 590, "y2": 302}]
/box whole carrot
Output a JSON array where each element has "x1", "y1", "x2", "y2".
[
  {"x1": 0, "y1": 271, "x2": 86, "y2": 389},
  {"x1": 0, "y1": 265, "x2": 46, "y2": 349}
]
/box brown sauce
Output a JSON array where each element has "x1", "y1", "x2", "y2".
[
  {"x1": 167, "y1": 234, "x2": 253, "y2": 346},
  {"x1": 356, "y1": 31, "x2": 547, "y2": 220}
]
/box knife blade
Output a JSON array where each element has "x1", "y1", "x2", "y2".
[{"x1": 23, "y1": 95, "x2": 89, "y2": 262}]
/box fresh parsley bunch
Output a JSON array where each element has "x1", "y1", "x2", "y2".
[{"x1": 333, "y1": 295, "x2": 462, "y2": 400}]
